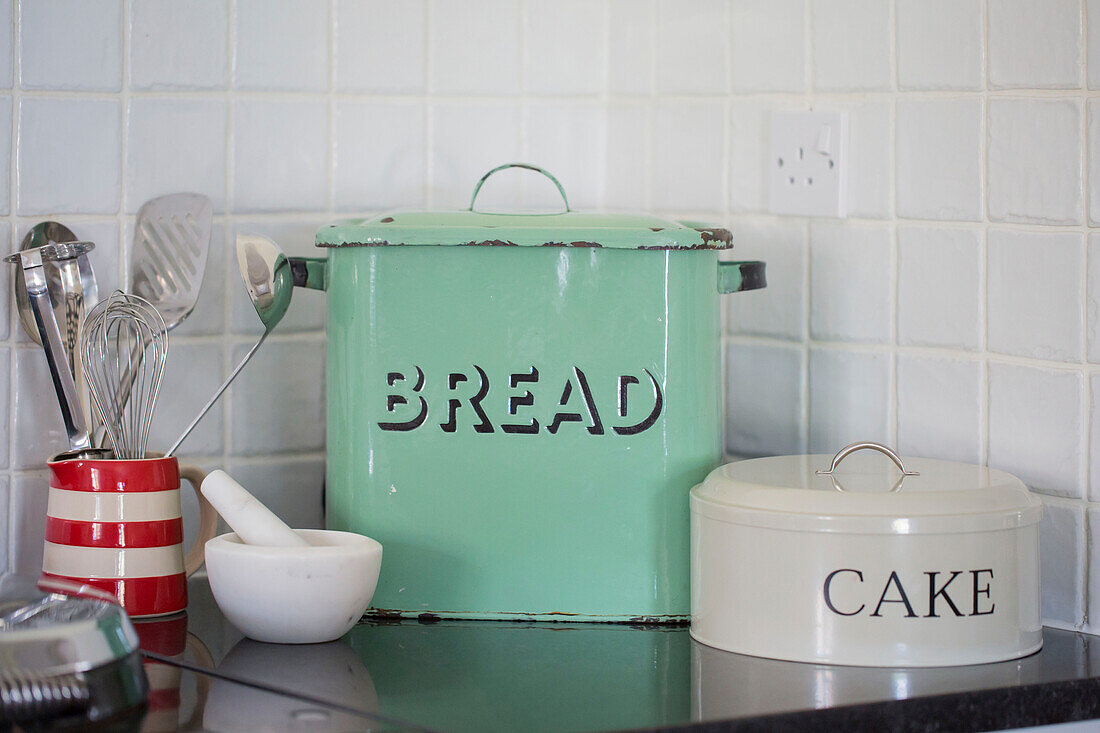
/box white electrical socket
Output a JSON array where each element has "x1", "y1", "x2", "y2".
[{"x1": 768, "y1": 110, "x2": 848, "y2": 218}]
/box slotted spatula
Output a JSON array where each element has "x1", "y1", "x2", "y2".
[
  {"x1": 131, "y1": 192, "x2": 213, "y2": 322},
  {"x1": 95, "y1": 194, "x2": 213, "y2": 446}
]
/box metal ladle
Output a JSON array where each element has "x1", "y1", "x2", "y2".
[{"x1": 165, "y1": 234, "x2": 293, "y2": 457}]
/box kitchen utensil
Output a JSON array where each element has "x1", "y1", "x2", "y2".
[
  {"x1": 205, "y1": 529, "x2": 383, "y2": 643},
  {"x1": 165, "y1": 233, "x2": 292, "y2": 457},
  {"x1": 6, "y1": 243, "x2": 96, "y2": 453},
  {"x1": 201, "y1": 470, "x2": 308, "y2": 547},
  {"x1": 0, "y1": 576, "x2": 148, "y2": 725},
  {"x1": 131, "y1": 193, "x2": 214, "y2": 318},
  {"x1": 43, "y1": 451, "x2": 218, "y2": 617},
  {"x1": 14, "y1": 223, "x2": 99, "y2": 348},
  {"x1": 689, "y1": 442, "x2": 1042, "y2": 667},
  {"x1": 13, "y1": 223, "x2": 100, "y2": 434},
  {"x1": 81, "y1": 291, "x2": 168, "y2": 459},
  {"x1": 286, "y1": 163, "x2": 765, "y2": 622},
  {"x1": 97, "y1": 194, "x2": 215, "y2": 447}
]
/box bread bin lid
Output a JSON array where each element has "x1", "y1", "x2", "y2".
[
  {"x1": 690, "y1": 442, "x2": 1043, "y2": 534},
  {"x1": 316, "y1": 163, "x2": 733, "y2": 251}
]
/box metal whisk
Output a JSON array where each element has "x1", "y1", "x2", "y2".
[{"x1": 80, "y1": 291, "x2": 168, "y2": 459}]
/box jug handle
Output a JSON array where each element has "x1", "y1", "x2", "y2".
[
  {"x1": 288, "y1": 256, "x2": 327, "y2": 291},
  {"x1": 179, "y1": 464, "x2": 219, "y2": 577},
  {"x1": 718, "y1": 260, "x2": 766, "y2": 294}
]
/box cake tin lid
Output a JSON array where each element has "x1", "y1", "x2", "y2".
[
  {"x1": 690, "y1": 442, "x2": 1043, "y2": 534},
  {"x1": 316, "y1": 163, "x2": 733, "y2": 251}
]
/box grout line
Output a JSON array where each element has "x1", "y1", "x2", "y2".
[
  {"x1": 4, "y1": 0, "x2": 16, "y2": 572},
  {"x1": 1080, "y1": 0, "x2": 1091, "y2": 630}
]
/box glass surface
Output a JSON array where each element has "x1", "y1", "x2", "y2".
[{"x1": 135, "y1": 577, "x2": 1100, "y2": 733}]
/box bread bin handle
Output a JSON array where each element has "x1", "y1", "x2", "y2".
[
  {"x1": 288, "y1": 257, "x2": 327, "y2": 291},
  {"x1": 718, "y1": 261, "x2": 766, "y2": 294},
  {"x1": 469, "y1": 163, "x2": 570, "y2": 212}
]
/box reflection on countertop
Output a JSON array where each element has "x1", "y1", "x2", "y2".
[{"x1": 133, "y1": 576, "x2": 1100, "y2": 733}]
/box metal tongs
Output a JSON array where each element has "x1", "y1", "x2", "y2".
[{"x1": 5, "y1": 243, "x2": 96, "y2": 453}]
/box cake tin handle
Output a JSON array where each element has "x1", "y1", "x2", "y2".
[
  {"x1": 816, "y1": 441, "x2": 920, "y2": 477},
  {"x1": 469, "y1": 163, "x2": 570, "y2": 212}
]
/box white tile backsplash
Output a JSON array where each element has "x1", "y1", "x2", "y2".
[
  {"x1": 224, "y1": 457, "x2": 325, "y2": 530},
  {"x1": 430, "y1": 102, "x2": 522, "y2": 209},
  {"x1": 125, "y1": 98, "x2": 228, "y2": 214},
  {"x1": 726, "y1": 343, "x2": 805, "y2": 456},
  {"x1": 730, "y1": 0, "x2": 805, "y2": 93},
  {"x1": 0, "y1": 348, "x2": 6, "y2": 468},
  {"x1": 12, "y1": 348, "x2": 67, "y2": 470},
  {"x1": 2, "y1": 0, "x2": 1100, "y2": 630},
  {"x1": 0, "y1": 476, "x2": 7, "y2": 570},
  {"x1": 1086, "y1": 507, "x2": 1100, "y2": 631},
  {"x1": 8, "y1": 471, "x2": 47, "y2": 576},
  {"x1": 17, "y1": 98, "x2": 121, "y2": 215},
  {"x1": 232, "y1": 99, "x2": 329, "y2": 212},
  {"x1": 429, "y1": 0, "x2": 521, "y2": 95},
  {"x1": 0, "y1": 224, "x2": 8, "y2": 340},
  {"x1": 896, "y1": 98, "x2": 982, "y2": 221},
  {"x1": 897, "y1": 227, "x2": 980, "y2": 350},
  {"x1": 896, "y1": 0, "x2": 981, "y2": 91},
  {"x1": 988, "y1": 0, "x2": 1081, "y2": 90},
  {"x1": 1043, "y1": 499, "x2": 1086, "y2": 627},
  {"x1": 0, "y1": 1, "x2": 11, "y2": 88},
  {"x1": 147, "y1": 342, "x2": 225, "y2": 457},
  {"x1": 811, "y1": 0, "x2": 891, "y2": 92},
  {"x1": 656, "y1": 0, "x2": 728, "y2": 95},
  {"x1": 729, "y1": 101, "x2": 768, "y2": 213},
  {"x1": 1091, "y1": 0, "x2": 1100, "y2": 89},
  {"x1": 230, "y1": 337, "x2": 325, "y2": 455},
  {"x1": 608, "y1": 0, "x2": 653, "y2": 95},
  {"x1": 335, "y1": 0, "x2": 426, "y2": 94},
  {"x1": 524, "y1": 0, "x2": 605, "y2": 96},
  {"x1": 653, "y1": 102, "x2": 725, "y2": 213},
  {"x1": 129, "y1": 0, "x2": 229, "y2": 90},
  {"x1": 524, "y1": 103, "x2": 605, "y2": 210},
  {"x1": 19, "y1": 0, "x2": 121, "y2": 91},
  {"x1": 988, "y1": 230, "x2": 1083, "y2": 362},
  {"x1": 0, "y1": 96, "x2": 10, "y2": 215},
  {"x1": 988, "y1": 98, "x2": 1083, "y2": 225},
  {"x1": 726, "y1": 218, "x2": 806, "y2": 340},
  {"x1": 809, "y1": 222, "x2": 891, "y2": 343},
  {"x1": 1089, "y1": 234, "x2": 1100, "y2": 362},
  {"x1": 808, "y1": 348, "x2": 890, "y2": 452},
  {"x1": 988, "y1": 363, "x2": 1083, "y2": 498},
  {"x1": 605, "y1": 103, "x2": 649, "y2": 210},
  {"x1": 1091, "y1": 374, "x2": 1100, "y2": 502},
  {"x1": 233, "y1": 0, "x2": 328, "y2": 92},
  {"x1": 334, "y1": 101, "x2": 426, "y2": 211},
  {"x1": 896, "y1": 355, "x2": 981, "y2": 464},
  {"x1": 846, "y1": 100, "x2": 892, "y2": 220},
  {"x1": 1090, "y1": 100, "x2": 1100, "y2": 226}
]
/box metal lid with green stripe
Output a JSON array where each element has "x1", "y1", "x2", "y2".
[{"x1": 316, "y1": 163, "x2": 734, "y2": 251}]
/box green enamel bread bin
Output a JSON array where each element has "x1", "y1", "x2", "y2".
[{"x1": 292, "y1": 165, "x2": 766, "y2": 622}]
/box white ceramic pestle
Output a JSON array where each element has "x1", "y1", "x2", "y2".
[{"x1": 201, "y1": 470, "x2": 309, "y2": 547}]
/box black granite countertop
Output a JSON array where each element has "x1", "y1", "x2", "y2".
[{"x1": 132, "y1": 577, "x2": 1100, "y2": 732}]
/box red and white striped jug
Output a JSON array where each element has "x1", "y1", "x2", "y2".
[{"x1": 42, "y1": 453, "x2": 217, "y2": 617}]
